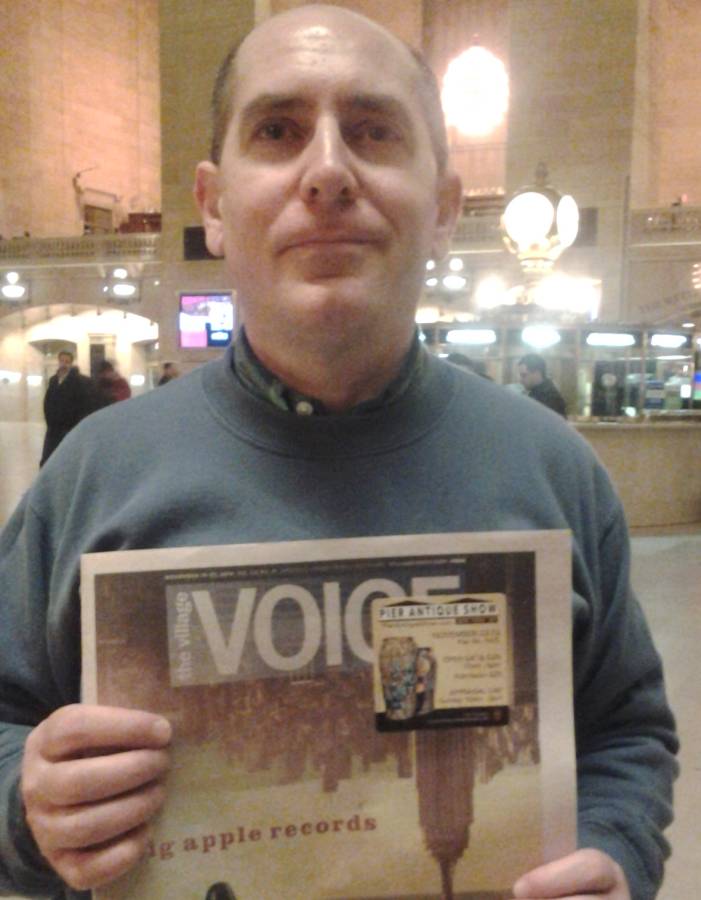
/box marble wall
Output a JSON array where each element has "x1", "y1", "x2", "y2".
[{"x1": 0, "y1": 0, "x2": 160, "y2": 240}]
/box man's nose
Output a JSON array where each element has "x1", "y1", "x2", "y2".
[{"x1": 299, "y1": 118, "x2": 359, "y2": 208}]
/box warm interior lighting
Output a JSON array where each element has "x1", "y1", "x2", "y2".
[
  {"x1": 650, "y1": 333, "x2": 687, "y2": 349},
  {"x1": 441, "y1": 45, "x2": 509, "y2": 138},
  {"x1": 442, "y1": 275, "x2": 467, "y2": 291},
  {"x1": 27, "y1": 374, "x2": 44, "y2": 387},
  {"x1": 112, "y1": 282, "x2": 137, "y2": 298},
  {"x1": 503, "y1": 192, "x2": 554, "y2": 249},
  {"x1": 112, "y1": 267, "x2": 128, "y2": 279},
  {"x1": 586, "y1": 333, "x2": 636, "y2": 347},
  {"x1": 415, "y1": 306, "x2": 441, "y2": 324},
  {"x1": 129, "y1": 374, "x2": 146, "y2": 387},
  {"x1": 446, "y1": 328, "x2": 497, "y2": 346},
  {"x1": 521, "y1": 325, "x2": 561, "y2": 349},
  {"x1": 0, "y1": 370, "x2": 22, "y2": 383},
  {"x1": 531, "y1": 273, "x2": 600, "y2": 318},
  {"x1": 474, "y1": 275, "x2": 510, "y2": 310},
  {"x1": 1, "y1": 284, "x2": 26, "y2": 300}
]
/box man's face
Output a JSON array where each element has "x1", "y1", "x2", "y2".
[
  {"x1": 518, "y1": 364, "x2": 542, "y2": 390},
  {"x1": 196, "y1": 8, "x2": 459, "y2": 355},
  {"x1": 57, "y1": 353, "x2": 73, "y2": 373}
]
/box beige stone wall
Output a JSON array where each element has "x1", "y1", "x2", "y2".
[
  {"x1": 0, "y1": 0, "x2": 160, "y2": 240},
  {"x1": 649, "y1": 0, "x2": 701, "y2": 206}
]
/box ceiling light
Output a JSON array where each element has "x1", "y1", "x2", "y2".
[
  {"x1": 441, "y1": 45, "x2": 509, "y2": 137},
  {"x1": 5, "y1": 271, "x2": 20, "y2": 284},
  {"x1": 586, "y1": 332, "x2": 636, "y2": 347},
  {"x1": 112, "y1": 267, "x2": 128, "y2": 279},
  {"x1": 426, "y1": 260, "x2": 436, "y2": 271},
  {"x1": 442, "y1": 274, "x2": 467, "y2": 291},
  {"x1": 448, "y1": 257, "x2": 464, "y2": 272},
  {"x1": 112, "y1": 282, "x2": 137, "y2": 298},
  {"x1": 650, "y1": 334, "x2": 687, "y2": 349},
  {"x1": 425, "y1": 277, "x2": 438, "y2": 288},
  {"x1": 522, "y1": 325, "x2": 561, "y2": 349},
  {"x1": 446, "y1": 328, "x2": 497, "y2": 346},
  {"x1": 1, "y1": 284, "x2": 26, "y2": 300},
  {"x1": 682, "y1": 322, "x2": 695, "y2": 328}
]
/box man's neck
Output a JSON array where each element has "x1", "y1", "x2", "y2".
[{"x1": 245, "y1": 328, "x2": 415, "y2": 413}]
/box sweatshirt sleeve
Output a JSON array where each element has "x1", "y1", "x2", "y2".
[
  {"x1": 572, "y1": 495, "x2": 679, "y2": 900},
  {"x1": 0, "y1": 496, "x2": 70, "y2": 896}
]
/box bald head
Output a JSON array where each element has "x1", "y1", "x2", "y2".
[{"x1": 209, "y1": 4, "x2": 448, "y2": 172}]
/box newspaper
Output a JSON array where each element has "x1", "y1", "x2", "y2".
[{"x1": 81, "y1": 531, "x2": 575, "y2": 900}]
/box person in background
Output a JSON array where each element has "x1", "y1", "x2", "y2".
[
  {"x1": 157, "y1": 361, "x2": 181, "y2": 385},
  {"x1": 518, "y1": 352, "x2": 567, "y2": 417},
  {"x1": 95, "y1": 359, "x2": 131, "y2": 406},
  {"x1": 0, "y1": 6, "x2": 676, "y2": 900},
  {"x1": 39, "y1": 350, "x2": 98, "y2": 466}
]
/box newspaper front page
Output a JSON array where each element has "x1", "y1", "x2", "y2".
[{"x1": 81, "y1": 531, "x2": 575, "y2": 900}]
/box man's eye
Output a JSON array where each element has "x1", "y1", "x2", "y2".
[
  {"x1": 258, "y1": 122, "x2": 286, "y2": 140},
  {"x1": 347, "y1": 121, "x2": 401, "y2": 145},
  {"x1": 254, "y1": 120, "x2": 299, "y2": 142}
]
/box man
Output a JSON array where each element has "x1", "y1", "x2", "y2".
[
  {"x1": 39, "y1": 350, "x2": 98, "y2": 466},
  {"x1": 518, "y1": 352, "x2": 568, "y2": 417},
  {"x1": 157, "y1": 361, "x2": 180, "y2": 385},
  {"x1": 0, "y1": 6, "x2": 676, "y2": 899}
]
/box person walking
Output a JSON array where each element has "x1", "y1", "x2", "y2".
[{"x1": 39, "y1": 350, "x2": 98, "y2": 466}]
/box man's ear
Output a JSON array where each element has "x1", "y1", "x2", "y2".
[
  {"x1": 194, "y1": 161, "x2": 225, "y2": 258},
  {"x1": 431, "y1": 168, "x2": 463, "y2": 261}
]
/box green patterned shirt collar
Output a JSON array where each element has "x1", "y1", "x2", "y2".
[{"x1": 231, "y1": 327, "x2": 426, "y2": 416}]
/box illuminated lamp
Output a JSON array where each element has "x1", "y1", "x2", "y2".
[
  {"x1": 446, "y1": 328, "x2": 497, "y2": 346},
  {"x1": 502, "y1": 163, "x2": 579, "y2": 286},
  {"x1": 441, "y1": 45, "x2": 509, "y2": 138},
  {"x1": 2, "y1": 272, "x2": 28, "y2": 301},
  {"x1": 521, "y1": 325, "x2": 561, "y2": 349},
  {"x1": 586, "y1": 333, "x2": 636, "y2": 348},
  {"x1": 650, "y1": 334, "x2": 687, "y2": 349}
]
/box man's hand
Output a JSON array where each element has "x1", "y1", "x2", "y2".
[
  {"x1": 513, "y1": 848, "x2": 630, "y2": 899},
  {"x1": 21, "y1": 704, "x2": 172, "y2": 891}
]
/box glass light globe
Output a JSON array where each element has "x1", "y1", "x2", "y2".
[
  {"x1": 556, "y1": 195, "x2": 579, "y2": 248},
  {"x1": 503, "y1": 192, "x2": 555, "y2": 249}
]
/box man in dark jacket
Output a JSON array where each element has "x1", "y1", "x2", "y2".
[
  {"x1": 518, "y1": 353, "x2": 567, "y2": 417},
  {"x1": 40, "y1": 350, "x2": 98, "y2": 465}
]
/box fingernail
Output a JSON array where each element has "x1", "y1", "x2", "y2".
[{"x1": 152, "y1": 718, "x2": 172, "y2": 743}]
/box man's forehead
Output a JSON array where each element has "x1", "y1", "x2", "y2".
[{"x1": 233, "y1": 9, "x2": 419, "y2": 107}]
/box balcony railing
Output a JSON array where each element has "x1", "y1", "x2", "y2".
[
  {"x1": 0, "y1": 233, "x2": 160, "y2": 266},
  {"x1": 629, "y1": 207, "x2": 701, "y2": 245}
]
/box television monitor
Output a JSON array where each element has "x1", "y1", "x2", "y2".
[{"x1": 179, "y1": 292, "x2": 236, "y2": 348}]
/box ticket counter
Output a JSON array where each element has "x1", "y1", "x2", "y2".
[{"x1": 575, "y1": 419, "x2": 701, "y2": 528}]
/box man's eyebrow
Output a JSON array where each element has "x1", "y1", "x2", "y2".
[
  {"x1": 342, "y1": 93, "x2": 413, "y2": 126},
  {"x1": 238, "y1": 94, "x2": 313, "y2": 129},
  {"x1": 238, "y1": 92, "x2": 414, "y2": 129}
]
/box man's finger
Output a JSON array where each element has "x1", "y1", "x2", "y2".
[
  {"x1": 35, "y1": 780, "x2": 167, "y2": 852},
  {"x1": 31, "y1": 705, "x2": 172, "y2": 761},
  {"x1": 513, "y1": 849, "x2": 622, "y2": 897},
  {"x1": 48, "y1": 823, "x2": 153, "y2": 891},
  {"x1": 27, "y1": 747, "x2": 170, "y2": 806}
]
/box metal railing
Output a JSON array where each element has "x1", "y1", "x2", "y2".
[{"x1": 0, "y1": 233, "x2": 160, "y2": 266}]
